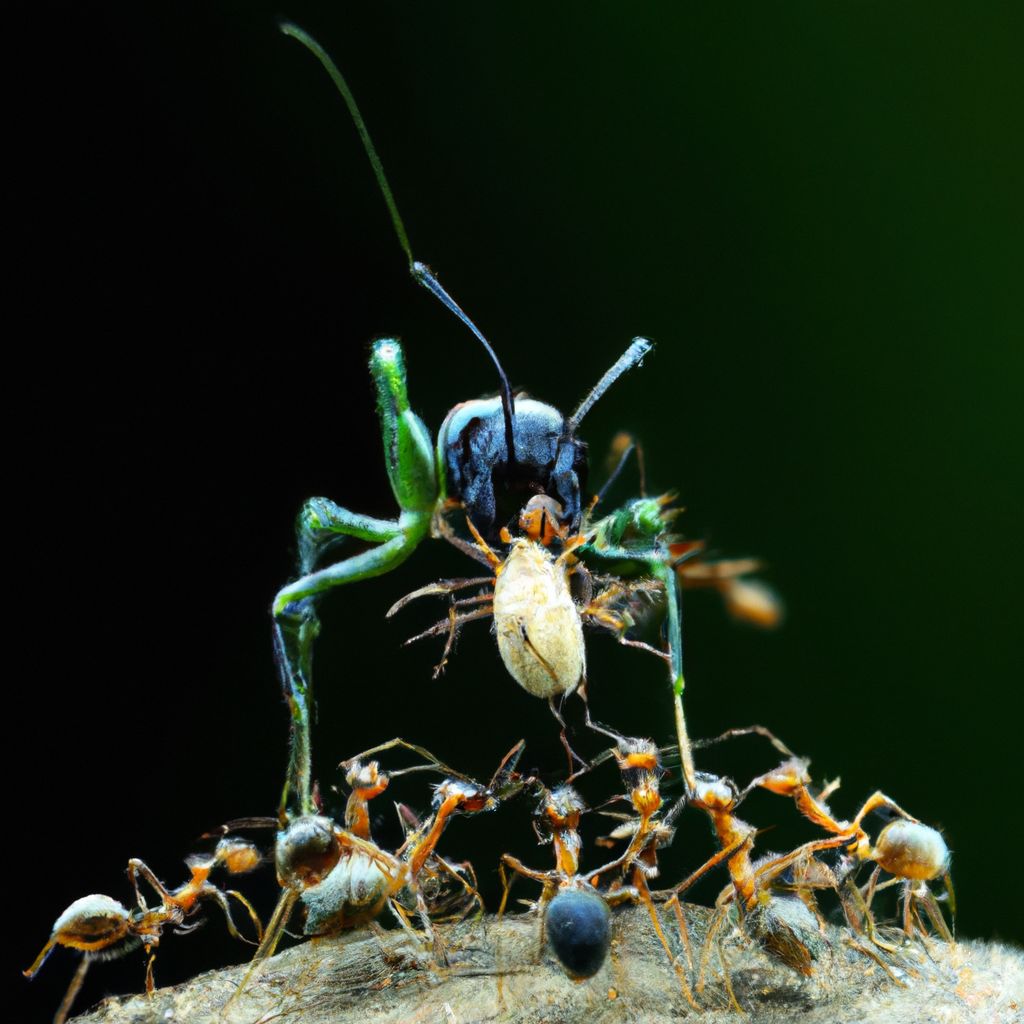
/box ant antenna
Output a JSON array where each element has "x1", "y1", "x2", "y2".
[
  {"x1": 279, "y1": 22, "x2": 517, "y2": 463},
  {"x1": 569, "y1": 337, "x2": 652, "y2": 431}
]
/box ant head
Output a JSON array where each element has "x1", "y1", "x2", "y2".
[
  {"x1": 694, "y1": 774, "x2": 740, "y2": 812},
  {"x1": 545, "y1": 888, "x2": 612, "y2": 979},
  {"x1": 275, "y1": 815, "x2": 342, "y2": 889},
  {"x1": 538, "y1": 785, "x2": 586, "y2": 834},
  {"x1": 50, "y1": 894, "x2": 132, "y2": 953},
  {"x1": 515, "y1": 495, "x2": 568, "y2": 546},
  {"x1": 614, "y1": 738, "x2": 663, "y2": 816},
  {"x1": 433, "y1": 778, "x2": 495, "y2": 815},
  {"x1": 345, "y1": 759, "x2": 388, "y2": 794},
  {"x1": 873, "y1": 820, "x2": 950, "y2": 881}
]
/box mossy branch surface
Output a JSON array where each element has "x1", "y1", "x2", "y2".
[{"x1": 72, "y1": 903, "x2": 1021, "y2": 1024}]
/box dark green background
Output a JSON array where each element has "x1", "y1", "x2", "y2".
[{"x1": 13, "y1": 3, "x2": 1021, "y2": 1017}]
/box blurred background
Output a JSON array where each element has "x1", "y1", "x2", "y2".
[{"x1": 11, "y1": 2, "x2": 1022, "y2": 1017}]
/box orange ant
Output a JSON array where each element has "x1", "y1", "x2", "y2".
[
  {"x1": 703, "y1": 725, "x2": 955, "y2": 949},
  {"x1": 226, "y1": 737, "x2": 529, "y2": 1007},
  {"x1": 498, "y1": 745, "x2": 696, "y2": 1003},
  {"x1": 24, "y1": 837, "x2": 262, "y2": 1024},
  {"x1": 646, "y1": 766, "x2": 857, "y2": 1011}
]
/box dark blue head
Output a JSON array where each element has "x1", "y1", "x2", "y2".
[
  {"x1": 545, "y1": 888, "x2": 612, "y2": 979},
  {"x1": 438, "y1": 396, "x2": 586, "y2": 541}
]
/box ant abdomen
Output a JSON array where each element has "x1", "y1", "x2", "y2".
[
  {"x1": 301, "y1": 853, "x2": 391, "y2": 935},
  {"x1": 44, "y1": 895, "x2": 131, "y2": 955},
  {"x1": 545, "y1": 888, "x2": 612, "y2": 979},
  {"x1": 873, "y1": 820, "x2": 950, "y2": 881},
  {"x1": 747, "y1": 895, "x2": 827, "y2": 976}
]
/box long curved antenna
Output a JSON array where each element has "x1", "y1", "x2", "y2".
[
  {"x1": 569, "y1": 337, "x2": 652, "y2": 431},
  {"x1": 279, "y1": 22, "x2": 517, "y2": 462}
]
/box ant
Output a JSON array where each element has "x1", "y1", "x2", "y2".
[
  {"x1": 647, "y1": 766, "x2": 856, "y2": 1011},
  {"x1": 498, "y1": 743, "x2": 696, "y2": 1003},
  {"x1": 24, "y1": 837, "x2": 262, "y2": 1024},
  {"x1": 718, "y1": 725, "x2": 955, "y2": 949},
  {"x1": 225, "y1": 737, "x2": 529, "y2": 1008}
]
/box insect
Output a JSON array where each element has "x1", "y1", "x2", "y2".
[
  {"x1": 226, "y1": 736, "x2": 529, "y2": 1010},
  {"x1": 387, "y1": 495, "x2": 664, "y2": 765},
  {"x1": 24, "y1": 837, "x2": 262, "y2": 1024},
  {"x1": 726, "y1": 726, "x2": 956, "y2": 948},
  {"x1": 498, "y1": 748, "x2": 693, "y2": 996},
  {"x1": 270, "y1": 23, "x2": 658, "y2": 818}
]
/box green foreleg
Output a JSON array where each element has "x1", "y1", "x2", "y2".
[
  {"x1": 273, "y1": 515, "x2": 429, "y2": 818},
  {"x1": 273, "y1": 338, "x2": 437, "y2": 819}
]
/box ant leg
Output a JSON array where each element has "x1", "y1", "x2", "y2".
[
  {"x1": 666, "y1": 897, "x2": 694, "y2": 971},
  {"x1": 841, "y1": 874, "x2": 900, "y2": 954},
  {"x1": 716, "y1": 936, "x2": 743, "y2": 1014},
  {"x1": 595, "y1": 432, "x2": 646, "y2": 506},
  {"x1": 697, "y1": 904, "x2": 729, "y2": 996},
  {"x1": 912, "y1": 884, "x2": 954, "y2": 943},
  {"x1": 694, "y1": 724, "x2": 798, "y2": 759},
  {"x1": 222, "y1": 887, "x2": 300, "y2": 1013},
  {"x1": 402, "y1": 604, "x2": 494, "y2": 677},
  {"x1": 577, "y1": 679, "x2": 626, "y2": 750},
  {"x1": 432, "y1": 507, "x2": 499, "y2": 567},
  {"x1": 53, "y1": 956, "x2": 91, "y2": 1024},
  {"x1": 386, "y1": 577, "x2": 493, "y2": 616},
  {"x1": 653, "y1": 835, "x2": 751, "y2": 902},
  {"x1": 201, "y1": 886, "x2": 261, "y2": 945},
  {"x1": 23, "y1": 937, "x2": 58, "y2": 979},
  {"x1": 127, "y1": 859, "x2": 173, "y2": 912},
  {"x1": 851, "y1": 791, "x2": 920, "y2": 828},
  {"x1": 225, "y1": 890, "x2": 264, "y2": 943},
  {"x1": 843, "y1": 936, "x2": 908, "y2": 985},
  {"x1": 341, "y1": 737, "x2": 466, "y2": 780},
  {"x1": 387, "y1": 895, "x2": 431, "y2": 947},
  {"x1": 249, "y1": 887, "x2": 299, "y2": 964},
  {"x1": 634, "y1": 875, "x2": 698, "y2": 1008},
  {"x1": 402, "y1": 606, "x2": 493, "y2": 645},
  {"x1": 144, "y1": 948, "x2": 156, "y2": 995},
  {"x1": 548, "y1": 696, "x2": 588, "y2": 775},
  {"x1": 941, "y1": 870, "x2": 957, "y2": 939}
]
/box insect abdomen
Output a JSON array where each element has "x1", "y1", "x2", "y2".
[{"x1": 492, "y1": 541, "x2": 584, "y2": 699}]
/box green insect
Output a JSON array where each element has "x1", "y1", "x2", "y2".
[{"x1": 273, "y1": 24, "x2": 654, "y2": 818}]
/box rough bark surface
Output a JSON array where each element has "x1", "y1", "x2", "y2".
[{"x1": 73, "y1": 904, "x2": 1022, "y2": 1024}]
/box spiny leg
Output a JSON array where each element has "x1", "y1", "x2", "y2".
[
  {"x1": 127, "y1": 859, "x2": 172, "y2": 912},
  {"x1": 341, "y1": 737, "x2": 466, "y2": 779},
  {"x1": 223, "y1": 887, "x2": 300, "y2": 1012},
  {"x1": 633, "y1": 874, "x2": 698, "y2": 1008}
]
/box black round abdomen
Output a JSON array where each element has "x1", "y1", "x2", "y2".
[{"x1": 545, "y1": 889, "x2": 612, "y2": 978}]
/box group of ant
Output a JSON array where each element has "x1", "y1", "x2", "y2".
[{"x1": 25, "y1": 22, "x2": 955, "y2": 1022}]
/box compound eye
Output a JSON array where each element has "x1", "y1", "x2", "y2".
[{"x1": 545, "y1": 889, "x2": 612, "y2": 979}]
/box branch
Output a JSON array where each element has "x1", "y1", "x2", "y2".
[{"x1": 73, "y1": 903, "x2": 1022, "y2": 1024}]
